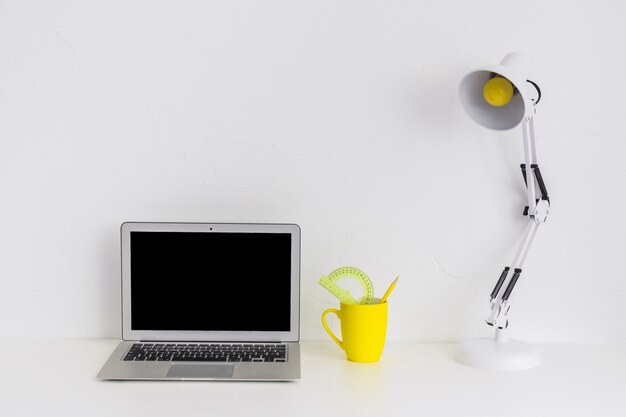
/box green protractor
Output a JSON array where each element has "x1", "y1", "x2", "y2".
[{"x1": 319, "y1": 266, "x2": 374, "y2": 305}]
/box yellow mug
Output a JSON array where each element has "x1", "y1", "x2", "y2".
[{"x1": 321, "y1": 301, "x2": 388, "y2": 363}]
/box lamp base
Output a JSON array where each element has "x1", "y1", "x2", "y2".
[{"x1": 455, "y1": 330, "x2": 540, "y2": 371}]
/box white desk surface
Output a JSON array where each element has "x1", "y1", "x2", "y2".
[{"x1": 1, "y1": 339, "x2": 625, "y2": 417}]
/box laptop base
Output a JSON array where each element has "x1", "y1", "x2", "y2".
[{"x1": 97, "y1": 341, "x2": 301, "y2": 381}]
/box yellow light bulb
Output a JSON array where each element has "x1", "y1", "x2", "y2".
[{"x1": 483, "y1": 76, "x2": 514, "y2": 107}]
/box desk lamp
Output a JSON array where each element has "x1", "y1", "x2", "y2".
[{"x1": 455, "y1": 53, "x2": 550, "y2": 370}]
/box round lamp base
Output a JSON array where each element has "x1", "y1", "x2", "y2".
[{"x1": 455, "y1": 337, "x2": 541, "y2": 371}]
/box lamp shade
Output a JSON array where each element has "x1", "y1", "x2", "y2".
[{"x1": 459, "y1": 53, "x2": 533, "y2": 130}]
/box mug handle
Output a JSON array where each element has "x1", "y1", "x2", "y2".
[{"x1": 321, "y1": 308, "x2": 344, "y2": 350}]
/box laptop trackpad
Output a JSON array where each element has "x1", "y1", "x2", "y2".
[{"x1": 167, "y1": 364, "x2": 234, "y2": 379}]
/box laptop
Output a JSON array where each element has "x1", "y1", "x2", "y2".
[{"x1": 97, "y1": 222, "x2": 301, "y2": 381}]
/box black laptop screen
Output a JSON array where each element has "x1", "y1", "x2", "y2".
[{"x1": 130, "y1": 231, "x2": 292, "y2": 331}]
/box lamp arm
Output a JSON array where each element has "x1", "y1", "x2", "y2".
[
  {"x1": 522, "y1": 118, "x2": 551, "y2": 219},
  {"x1": 486, "y1": 220, "x2": 540, "y2": 328},
  {"x1": 486, "y1": 116, "x2": 550, "y2": 329},
  {"x1": 522, "y1": 118, "x2": 538, "y2": 213}
]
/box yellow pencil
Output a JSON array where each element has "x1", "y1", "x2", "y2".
[{"x1": 380, "y1": 276, "x2": 399, "y2": 303}]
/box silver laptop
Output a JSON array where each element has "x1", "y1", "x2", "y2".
[{"x1": 98, "y1": 222, "x2": 301, "y2": 381}]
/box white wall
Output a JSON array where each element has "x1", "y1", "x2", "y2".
[{"x1": 1, "y1": 0, "x2": 625, "y2": 346}]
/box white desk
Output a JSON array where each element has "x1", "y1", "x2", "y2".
[{"x1": 1, "y1": 339, "x2": 625, "y2": 417}]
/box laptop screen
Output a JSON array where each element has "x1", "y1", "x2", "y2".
[{"x1": 129, "y1": 231, "x2": 292, "y2": 332}]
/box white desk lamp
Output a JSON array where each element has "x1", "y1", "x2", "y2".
[{"x1": 455, "y1": 53, "x2": 550, "y2": 370}]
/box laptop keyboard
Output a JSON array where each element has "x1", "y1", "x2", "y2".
[{"x1": 123, "y1": 343, "x2": 287, "y2": 363}]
